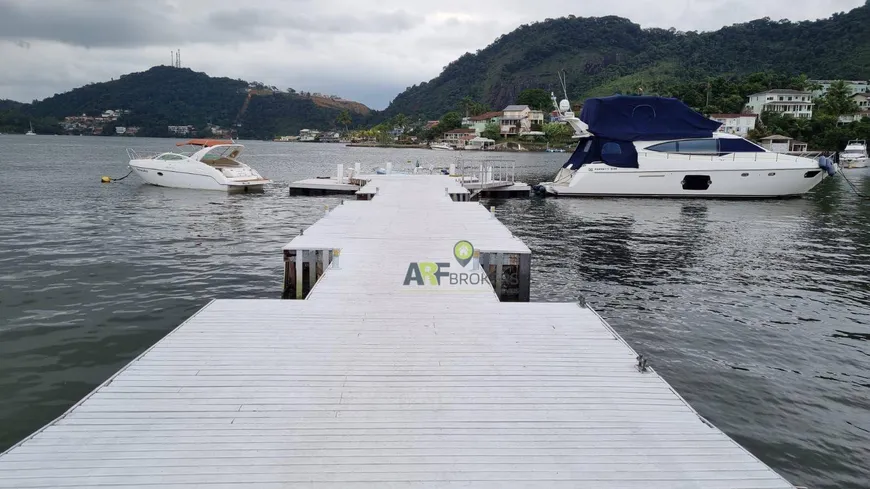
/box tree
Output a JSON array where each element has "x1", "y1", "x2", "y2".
[
  {"x1": 517, "y1": 89, "x2": 553, "y2": 111},
  {"x1": 459, "y1": 96, "x2": 490, "y2": 116},
  {"x1": 392, "y1": 113, "x2": 409, "y2": 132},
  {"x1": 436, "y1": 111, "x2": 462, "y2": 134},
  {"x1": 336, "y1": 110, "x2": 352, "y2": 133},
  {"x1": 817, "y1": 80, "x2": 858, "y2": 118},
  {"x1": 482, "y1": 122, "x2": 500, "y2": 140},
  {"x1": 542, "y1": 122, "x2": 573, "y2": 144}
]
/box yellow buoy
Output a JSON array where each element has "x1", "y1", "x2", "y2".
[{"x1": 100, "y1": 176, "x2": 111, "y2": 183}]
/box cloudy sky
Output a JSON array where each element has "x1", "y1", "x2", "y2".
[{"x1": 0, "y1": 0, "x2": 863, "y2": 109}]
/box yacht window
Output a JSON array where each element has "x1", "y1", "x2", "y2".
[
  {"x1": 601, "y1": 142, "x2": 622, "y2": 155},
  {"x1": 676, "y1": 139, "x2": 719, "y2": 154},
  {"x1": 718, "y1": 138, "x2": 765, "y2": 153},
  {"x1": 646, "y1": 141, "x2": 677, "y2": 152}
]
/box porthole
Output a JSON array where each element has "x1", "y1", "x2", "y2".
[
  {"x1": 768, "y1": 172, "x2": 776, "y2": 176},
  {"x1": 741, "y1": 173, "x2": 749, "y2": 177},
  {"x1": 157, "y1": 172, "x2": 163, "y2": 176}
]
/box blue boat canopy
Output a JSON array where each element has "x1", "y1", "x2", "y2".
[{"x1": 580, "y1": 96, "x2": 721, "y2": 141}]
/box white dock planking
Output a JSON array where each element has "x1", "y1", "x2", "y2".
[{"x1": 0, "y1": 175, "x2": 795, "y2": 488}]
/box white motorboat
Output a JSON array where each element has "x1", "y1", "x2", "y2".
[
  {"x1": 536, "y1": 95, "x2": 836, "y2": 198},
  {"x1": 840, "y1": 140, "x2": 868, "y2": 169},
  {"x1": 25, "y1": 122, "x2": 36, "y2": 136},
  {"x1": 128, "y1": 139, "x2": 271, "y2": 192},
  {"x1": 430, "y1": 142, "x2": 454, "y2": 151}
]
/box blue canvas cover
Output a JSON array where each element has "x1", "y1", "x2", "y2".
[
  {"x1": 564, "y1": 137, "x2": 639, "y2": 170},
  {"x1": 580, "y1": 96, "x2": 721, "y2": 141}
]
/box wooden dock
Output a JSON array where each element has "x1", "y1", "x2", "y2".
[{"x1": 0, "y1": 175, "x2": 795, "y2": 488}]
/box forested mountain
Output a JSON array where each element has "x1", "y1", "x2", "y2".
[
  {"x1": 3, "y1": 66, "x2": 372, "y2": 139},
  {"x1": 384, "y1": 2, "x2": 870, "y2": 118}
]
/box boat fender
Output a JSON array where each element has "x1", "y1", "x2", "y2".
[{"x1": 817, "y1": 156, "x2": 836, "y2": 176}]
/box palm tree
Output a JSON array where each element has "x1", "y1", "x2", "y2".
[{"x1": 336, "y1": 110, "x2": 352, "y2": 134}]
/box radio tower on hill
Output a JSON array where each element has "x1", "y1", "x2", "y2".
[{"x1": 170, "y1": 49, "x2": 181, "y2": 68}]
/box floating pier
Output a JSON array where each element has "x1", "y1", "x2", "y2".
[
  {"x1": 289, "y1": 161, "x2": 532, "y2": 198},
  {"x1": 0, "y1": 175, "x2": 795, "y2": 488}
]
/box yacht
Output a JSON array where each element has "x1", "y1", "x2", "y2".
[
  {"x1": 536, "y1": 95, "x2": 836, "y2": 198},
  {"x1": 840, "y1": 140, "x2": 868, "y2": 169},
  {"x1": 430, "y1": 142, "x2": 454, "y2": 151},
  {"x1": 127, "y1": 139, "x2": 270, "y2": 192},
  {"x1": 25, "y1": 122, "x2": 36, "y2": 136}
]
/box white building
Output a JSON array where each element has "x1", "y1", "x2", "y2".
[
  {"x1": 809, "y1": 80, "x2": 869, "y2": 98},
  {"x1": 501, "y1": 105, "x2": 531, "y2": 136},
  {"x1": 709, "y1": 114, "x2": 757, "y2": 137},
  {"x1": 759, "y1": 135, "x2": 807, "y2": 153},
  {"x1": 168, "y1": 125, "x2": 195, "y2": 135},
  {"x1": 745, "y1": 90, "x2": 814, "y2": 118},
  {"x1": 837, "y1": 94, "x2": 870, "y2": 124}
]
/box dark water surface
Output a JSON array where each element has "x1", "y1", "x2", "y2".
[{"x1": 1, "y1": 135, "x2": 868, "y2": 488}]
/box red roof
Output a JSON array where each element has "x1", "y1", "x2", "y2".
[
  {"x1": 445, "y1": 128, "x2": 476, "y2": 134},
  {"x1": 469, "y1": 111, "x2": 502, "y2": 121}
]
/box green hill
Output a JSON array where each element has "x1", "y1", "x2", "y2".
[
  {"x1": 384, "y1": 2, "x2": 870, "y2": 118},
  {"x1": 4, "y1": 66, "x2": 372, "y2": 139}
]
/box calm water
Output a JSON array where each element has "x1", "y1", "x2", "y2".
[{"x1": 1, "y1": 135, "x2": 868, "y2": 488}]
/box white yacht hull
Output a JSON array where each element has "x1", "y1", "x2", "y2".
[
  {"x1": 129, "y1": 160, "x2": 269, "y2": 192},
  {"x1": 542, "y1": 162, "x2": 829, "y2": 198},
  {"x1": 841, "y1": 158, "x2": 867, "y2": 169}
]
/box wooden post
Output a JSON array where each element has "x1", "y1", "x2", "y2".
[
  {"x1": 295, "y1": 250, "x2": 303, "y2": 299},
  {"x1": 518, "y1": 253, "x2": 531, "y2": 302}
]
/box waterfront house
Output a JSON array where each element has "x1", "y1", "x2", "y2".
[
  {"x1": 529, "y1": 110, "x2": 545, "y2": 133},
  {"x1": 709, "y1": 113, "x2": 758, "y2": 137},
  {"x1": 467, "y1": 111, "x2": 502, "y2": 136},
  {"x1": 444, "y1": 128, "x2": 476, "y2": 145},
  {"x1": 809, "y1": 79, "x2": 869, "y2": 98},
  {"x1": 745, "y1": 90, "x2": 814, "y2": 118},
  {"x1": 501, "y1": 105, "x2": 532, "y2": 136},
  {"x1": 759, "y1": 134, "x2": 806, "y2": 153}
]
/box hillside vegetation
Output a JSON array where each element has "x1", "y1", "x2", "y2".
[
  {"x1": 1, "y1": 66, "x2": 372, "y2": 139},
  {"x1": 384, "y1": 2, "x2": 870, "y2": 118}
]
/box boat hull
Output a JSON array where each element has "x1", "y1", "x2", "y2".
[
  {"x1": 129, "y1": 162, "x2": 268, "y2": 192},
  {"x1": 543, "y1": 165, "x2": 828, "y2": 198},
  {"x1": 841, "y1": 158, "x2": 868, "y2": 169}
]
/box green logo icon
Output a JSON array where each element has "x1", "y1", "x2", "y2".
[{"x1": 453, "y1": 240, "x2": 474, "y2": 267}]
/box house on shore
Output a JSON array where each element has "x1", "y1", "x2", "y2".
[
  {"x1": 709, "y1": 113, "x2": 758, "y2": 137},
  {"x1": 443, "y1": 128, "x2": 476, "y2": 145},
  {"x1": 500, "y1": 105, "x2": 546, "y2": 137},
  {"x1": 465, "y1": 111, "x2": 502, "y2": 136},
  {"x1": 745, "y1": 89, "x2": 814, "y2": 118},
  {"x1": 759, "y1": 134, "x2": 807, "y2": 153}
]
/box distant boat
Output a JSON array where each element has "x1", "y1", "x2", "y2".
[
  {"x1": 841, "y1": 140, "x2": 868, "y2": 169},
  {"x1": 25, "y1": 122, "x2": 36, "y2": 136},
  {"x1": 430, "y1": 142, "x2": 453, "y2": 151}
]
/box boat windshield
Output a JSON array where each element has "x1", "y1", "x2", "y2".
[{"x1": 197, "y1": 145, "x2": 244, "y2": 164}]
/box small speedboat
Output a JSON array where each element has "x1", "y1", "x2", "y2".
[
  {"x1": 430, "y1": 142, "x2": 454, "y2": 151},
  {"x1": 841, "y1": 140, "x2": 868, "y2": 169},
  {"x1": 128, "y1": 139, "x2": 270, "y2": 192}
]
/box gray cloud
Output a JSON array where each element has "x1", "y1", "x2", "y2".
[{"x1": 0, "y1": 0, "x2": 865, "y2": 108}]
